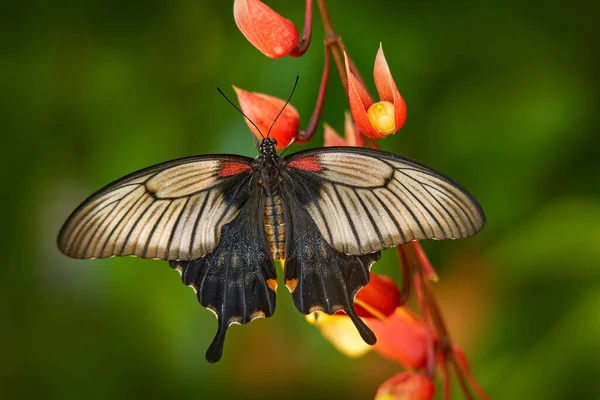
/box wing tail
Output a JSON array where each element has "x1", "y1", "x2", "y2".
[
  {"x1": 170, "y1": 193, "x2": 277, "y2": 363},
  {"x1": 284, "y1": 197, "x2": 380, "y2": 345}
]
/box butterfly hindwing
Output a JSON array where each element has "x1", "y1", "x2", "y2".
[
  {"x1": 284, "y1": 147, "x2": 486, "y2": 255},
  {"x1": 281, "y1": 186, "x2": 380, "y2": 345},
  {"x1": 58, "y1": 155, "x2": 254, "y2": 261},
  {"x1": 170, "y1": 188, "x2": 277, "y2": 363}
]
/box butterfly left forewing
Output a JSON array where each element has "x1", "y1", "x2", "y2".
[
  {"x1": 58, "y1": 155, "x2": 254, "y2": 261},
  {"x1": 284, "y1": 147, "x2": 486, "y2": 255}
]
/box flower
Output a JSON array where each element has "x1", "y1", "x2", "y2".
[
  {"x1": 306, "y1": 272, "x2": 400, "y2": 357},
  {"x1": 345, "y1": 44, "x2": 407, "y2": 139},
  {"x1": 366, "y1": 308, "x2": 431, "y2": 369},
  {"x1": 234, "y1": 0, "x2": 299, "y2": 58},
  {"x1": 353, "y1": 272, "x2": 400, "y2": 319},
  {"x1": 323, "y1": 111, "x2": 363, "y2": 147},
  {"x1": 305, "y1": 312, "x2": 373, "y2": 358},
  {"x1": 375, "y1": 372, "x2": 435, "y2": 400},
  {"x1": 233, "y1": 86, "x2": 299, "y2": 148},
  {"x1": 307, "y1": 271, "x2": 434, "y2": 370}
]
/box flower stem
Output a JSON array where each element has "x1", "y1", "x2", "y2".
[
  {"x1": 291, "y1": 0, "x2": 313, "y2": 57},
  {"x1": 395, "y1": 246, "x2": 411, "y2": 307},
  {"x1": 297, "y1": 47, "x2": 330, "y2": 142}
]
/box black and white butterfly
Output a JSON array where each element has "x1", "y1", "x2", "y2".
[{"x1": 57, "y1": 137, "x2": 485, "y2": 362}]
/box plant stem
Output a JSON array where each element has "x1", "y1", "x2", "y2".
[
  {"x1": 297, "y1": 47, "x2": 330, "y2": 142},
  {"x1": 291, "y1": 0, "x2": 313, "y2": 56}
]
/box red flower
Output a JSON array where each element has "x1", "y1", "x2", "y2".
[
  {"x1": 375, "y1": 372, "x2": 435, "y2": 400},
  {"x1": 354, "y1": 272, "x2": 400, "y2": 319},
  {"x1": 307, "y1": 272, "x2": 434, "y2": 370},
  {"x1": 233, "y1": 86, "x2": 299, "y2": 148},
  {"x1": 305, "y1": 272, "x2": 399, "y2": 358},
  {"x1": 367, "y1": 308, "x2": 431, "y2": 369},
  {"x1": 234, "y1": 0, "x2": 299, "y2": 58},
  {"x1": 345, "y1": 44, "x2": 407, "y2": 139}
]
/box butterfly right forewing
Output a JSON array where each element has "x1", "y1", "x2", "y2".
[{"x1": 283, "y1": 147, "x2": 486, "y2": 255}]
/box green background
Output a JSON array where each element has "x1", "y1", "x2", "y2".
[{"x1": 2, "y1": 0, "x2": 599, "y2": 399}]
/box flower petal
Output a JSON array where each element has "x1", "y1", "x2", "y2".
[
  {"x1": 344, "y1": 53, "x2": 384, "y2": 139},
  {"x1": 366, "y1": 308, "x2": 431, "y2": 369},
  {"x1": 373, "y1": 44, "x2": 407, "y2": 132},
  {"x1": 344, "y1": 111, "x2": 363, "y2": 147},
  {"x1": 233, "y1": 86, "x2": 299, "y2": 148},
  {"x1": 375, "y1": 372, "x2": 435, "y2": 400},
  {"x1": 354, "y1": 272, "x2": 400, "y2": 318},
  {"x1": 306, "y1": 313, "x2": 373, "y2": 358},
  {"x1": 323, "y1": 123, "x2": 348, "y2": 147},
  {"x1": 234, "y1": 0, "x2": 299, "y2": 58}
]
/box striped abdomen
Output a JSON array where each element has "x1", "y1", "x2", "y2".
[{"x1": 263, "y1": 194, "x2": 286, "y2": 260}]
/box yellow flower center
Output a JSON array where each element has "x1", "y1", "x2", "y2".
[{"x1": 367, "y1": 101, "x2": 396, "y2": 135}]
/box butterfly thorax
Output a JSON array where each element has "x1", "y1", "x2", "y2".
[{"x1": 256, "y1": 138, "x2": 282, "y2": 192}]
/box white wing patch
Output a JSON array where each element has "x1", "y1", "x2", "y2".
[{"x1": 58, "y1": 156, "x2": 253, "y2": 260}]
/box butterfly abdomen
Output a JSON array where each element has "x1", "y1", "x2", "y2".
[{"x1": 263, "y1": 194, "x2": 286, "y2": 260}]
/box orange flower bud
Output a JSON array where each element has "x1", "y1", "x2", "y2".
[
  {"x1": 367, "y1": 101, "x2": 396, "y2": 135},
  {"x1": 233, "y1": 86, "x2": 299, "y2": 148},
  {"x1": 234, "y1": 0, "x2": 299, "y2": 58},
  {"x1": 345, "y1": 44, "x2": 407, "y2": 139},
  {"x1": 375, "y1": 372, "x2": 435, "y2": 400}
]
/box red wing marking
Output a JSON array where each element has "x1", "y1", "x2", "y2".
[
  {"x1": 219, "y1": 161, "x2": 252, "y2": 177},
  {"x1": 287, "y1": 155, "x2": 323, "y2": 172}
]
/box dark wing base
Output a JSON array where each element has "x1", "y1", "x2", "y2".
[
  {"x1": 284, "y1": 197, "x2": 381, "y2": 345},
  {"x1": 170, "y1": 194, "x2": 277, "y2": 363}
]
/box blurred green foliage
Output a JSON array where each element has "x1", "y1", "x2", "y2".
[{"x1": 1, "y1": 0, "x2": 599, "y2": 399}]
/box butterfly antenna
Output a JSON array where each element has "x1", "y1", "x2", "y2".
[
  {"x1": 267, "y1": 75, "x2": 300, "y2": 139},
  {"x1": 217, "y1": 87, "x2": 265, "y2": 139}
]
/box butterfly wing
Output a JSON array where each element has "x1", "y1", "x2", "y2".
[
  {"x1": 283, "y1": 147, "x2": 485, "y2": 255},
  {"x1": 170, "y1": 188, "x2": 277, "y2": 363},
  {"x1": 280, "y1": 185, "x2": 380, "y2": 345},
  {"x1": 58, "y1": 155, "x2": 255, "y2": 260}
]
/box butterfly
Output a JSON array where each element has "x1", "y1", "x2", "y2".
[{"x1": 57, "y1": 137, "x2": 485, "y2": 362}]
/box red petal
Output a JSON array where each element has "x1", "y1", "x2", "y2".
[
  {"x1": 344, "y1": 53, "x2": 384, "y2": 139},
  {"x1": 234, "y1": 86, "x2": 299, "y2": 148},
  {"x1": 375, "y1": 372, "x2": 435, "y2": 400},
  {"x1": 344, "y1": 111, "x2": 364, "y2": 147},
  {"x1": 323, "y1": 123, "x2": 347, "y2": 147},
  {"x1": 373, "y1": 44, "x2": 407, "y2": 131},
  {"x1": 366, "y1": 308, "x2": 432, "y2": 369},
  {"x1": 354, "y1": 272, "x2": 400, "y2": 318},
  {"x1": 234, "y1": 0, "x2": 299, "y2": 58}
]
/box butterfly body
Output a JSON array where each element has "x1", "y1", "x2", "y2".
[
  {"x1": 58, "y1": 138, "x2": 485, "y2": 363},
  {"x1": 263, "y1": 193, "x2": 286, "y2": 260}
]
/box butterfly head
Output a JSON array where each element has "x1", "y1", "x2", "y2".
[{"x1": 258, "y1": 138, "x2": 277, "y2": 157}]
